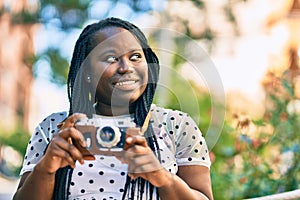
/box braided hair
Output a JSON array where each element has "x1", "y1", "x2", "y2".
[{"x1": 54, "y1": 17, "x2": 161, "y2": 200}]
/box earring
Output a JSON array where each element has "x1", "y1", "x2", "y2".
[
  {"x1": 88, "y1": 91, "x2": 92, "y2": 101},
  {"x1": 86, "y1": 76, "x2": 91, "y2": 83}
]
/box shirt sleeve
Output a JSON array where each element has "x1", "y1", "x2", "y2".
[
  {"x1": 174, "y1": 113, "x2": 211, "y2": 169},
  {"x1": 20, "y1": 112, "x2": 67, "y2": 175}
]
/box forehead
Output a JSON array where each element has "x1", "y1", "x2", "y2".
[{"x1": 92, "y1": 27, "x2": 142, "y2": 51}]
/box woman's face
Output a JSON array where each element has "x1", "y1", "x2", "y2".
[{"x1": 87, "y1": 27, "x2": 148, "y2": 112}]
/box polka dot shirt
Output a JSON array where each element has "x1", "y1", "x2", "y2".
[{"x1": 20, "y1": 104, "x2": 211, "y2": 199}]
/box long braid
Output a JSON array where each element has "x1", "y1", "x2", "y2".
[
  {"x1": 54, "y1": 24, "x2": 107, "y2": 200},
  {"x1": 67, "y1": 23, "x2": 105, "y2": 116},
  {"x1": 63, "y1": 17, "x2": 161, "y2": 200}
]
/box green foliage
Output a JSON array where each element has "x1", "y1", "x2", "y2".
[
  {"x1": 45, "y1": 48, "x2": 70, "y2": 85},
  {"x1": 11, "y1": 10, "x2": 39, "y2": 24},
  {"x1": 0, "y1": 130, "x2": 30, "y2": 158},
  {"x1": 171, "y1": 48, "x2": 187, "y2": 70},
  {"x1": 40, "y1": 0, "x2": 89, "y2": 10},
  {"x1": 190, "y1": 0, "x2": 205, "y2": 8},
  {"x1": 282, "y1": 79, "x2": 294, "y2": 96},
  {"x1": 39, "y1": 0, "x2": 90, "y2": 29},
  {"x1": 210, "y1": 77, "x2": 300, "y2": 199},
  {"x1": 0, "y1": 129, "x2": 31, "y2": 176}
]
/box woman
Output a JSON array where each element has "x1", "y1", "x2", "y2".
[{"x1": 13, "y1": 17, "x2": 213, "y2": 200}]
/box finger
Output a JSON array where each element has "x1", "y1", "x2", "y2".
[
  {"x1": 126, "y1": 135, "x2": 147, "y2": 146},
  {"x1": 127, "y1": 153, "x2": 162, "y2": 173},
  {"x1": 58, "y1": 127, "x2": 86, "y2": 147},
  {"x1": 126, "y1": 127, "x2": 141, "y2": 136},
  {"x1": 115, "y1": 154, "x2": 126, "y2": 164},
  {"x1": 125, "y1": 144, "x2": 152, "y2": 154},
  {"x1": 128, "y1": 173, "x2": 139, "y2": 180},
  {"x1": 128, "y1": 162, "x2": 150, "y2": 174},
  {"x1": 53, "y1": 146, "x2": 77, "y2": 168},
  {"x1": 58, "y1": 113, "x2": 87, "y2": 129},
  {"x1": 129, "y1": 161, "x2": 163, "y2": 174},
  {"x1": 51, "y1": 136, "x2": 85, "y2": 164},
  {"x1": 46, "y1": 142, "x2": 77, "y2": 168}
]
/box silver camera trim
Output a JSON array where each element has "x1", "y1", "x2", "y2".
[{"x1": 75, "y1": 116, "x2": 136, "y2": 150}]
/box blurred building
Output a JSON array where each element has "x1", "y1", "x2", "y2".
[{"x1": 0, "y1": 0, "x2": 37, "y2": 132}]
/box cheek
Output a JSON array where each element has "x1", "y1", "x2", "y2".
[
  {"x1": 92, "y1": 65, "x2": 113, "y2": 84},
  {"x1": 91, "y1": 74, "x2": 107, "y2": 95},
  {"x1": 89, "y1": 57, "x2": 111, "y2": 76},
  {"x1": 93, "y1": 69, "x2": 113, "y2": 97}
]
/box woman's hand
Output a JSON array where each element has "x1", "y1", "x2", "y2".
[
  {"x1": 119, "y1": 134, "x2": 172, "y2": 188},
  {"x1": 37, "y1": 113, "x2": 87, "y2": 174}
]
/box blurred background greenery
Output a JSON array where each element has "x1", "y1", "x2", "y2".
[{"x1": 0, "y1": 0, "x2": 299, "y2": 199}]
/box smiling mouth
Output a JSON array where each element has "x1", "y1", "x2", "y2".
[
  {"x1": 112, "y1": 79, "x2": 140, "y2": 90},
  {"x1": 114, "y1": 80, "x2": 136, "y2": 86}
]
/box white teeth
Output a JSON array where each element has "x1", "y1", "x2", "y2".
[{"x1": 115, "y1": 81, "x2": 135, "y2": 86}]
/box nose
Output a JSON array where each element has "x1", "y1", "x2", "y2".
[{"x1": 117, "y1": 57, "x2": 132, "y2": 74}]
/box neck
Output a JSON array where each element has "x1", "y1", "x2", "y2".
[{"x1": 94, "y1": 102, "x2": 135, "y2": 116}]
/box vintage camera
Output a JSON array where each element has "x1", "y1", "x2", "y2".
[{"x1": 74, "y1": 116, "x2": 139, "y2": 159}]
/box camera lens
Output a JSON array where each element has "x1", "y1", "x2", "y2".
[
  {"x1": 96, "y1": 126, "x2": 121, "y2": 148},
  {"x1": 99, "y1": 127, "x2": 115, "y2": 142}
]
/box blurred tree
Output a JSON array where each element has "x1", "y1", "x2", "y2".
[
  {"x1": 209, "y1": 1, "x2": 300, "y2": 199},
  {"x1": 222, "y1": 58, "x2": 300, "y2": 199},
  {"x1": 0, "y1": 0, "x2": 37, "y2": 178},
  {"x1": 263, "y1": 3, "x2": 300, "y2": 193}
]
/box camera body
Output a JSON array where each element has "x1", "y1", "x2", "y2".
[{"x1": 74, "y1": 116, "x2": 139, "y2": 159}]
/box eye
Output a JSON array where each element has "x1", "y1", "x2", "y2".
[
  {"x1": 105, "y1": 56, "x2": 118, "y2": 63},
  {"x1": 130, "y1": 53, "x2": 142, "y2": 62}
]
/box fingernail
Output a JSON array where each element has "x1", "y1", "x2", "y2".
[
  {"x1": 81, "y1": 140, "x2": 86, "y2": 147},
  {"x1": 126, "y1": 137, "x2": 133, "y2": 143}
]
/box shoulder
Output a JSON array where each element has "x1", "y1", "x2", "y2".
[
  {"x1": 38, "y1": 111, "x2": 68, "y2": 128},
  {"x1": 31, "y1": 111, "x2": 68, "y2": 141},
  {"x1": 150, "y1": 104, "x2": 187, "y2": 117},
  {"x1": 150, "y1": 104, "x2": 202, "y2": 137},
  {"x1": 150, "y1": 104, "x2": 189, "y2": 124}
]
